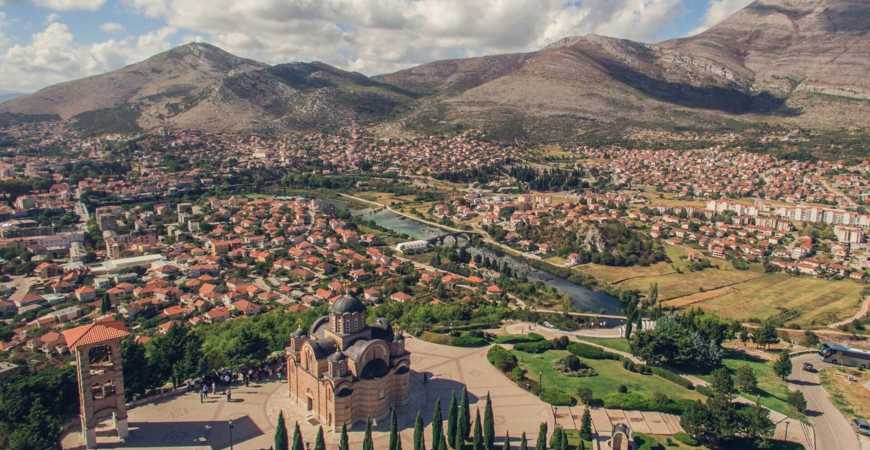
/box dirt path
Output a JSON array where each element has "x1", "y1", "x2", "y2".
[{"x1": 827, "y1": 295, "x2": 870, "y2": 330}]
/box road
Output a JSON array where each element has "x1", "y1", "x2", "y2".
[
  {"x1": 827, "y1": 295, "x2": 870, "y2": 330},
  {"x1": 789, "y1": 353, "x2": 862, "y2": 450}
]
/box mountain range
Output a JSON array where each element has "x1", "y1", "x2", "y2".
[{"x1": 2, "y1": 0, "x2": 869, "y2": 139}]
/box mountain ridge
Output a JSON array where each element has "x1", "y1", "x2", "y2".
[{"x1": 2, "y1": 0, "x2": 868, "y2": 137}]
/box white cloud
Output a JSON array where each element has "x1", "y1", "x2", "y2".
[
  {"x1": 131, "y1": 0, "x2": 686, "y2": 76},
  {"x1": 691, "y1": 0, "x2": 753, "y2": 35},
  {"x1": 32, "y1": 0, "x2": 107, "y2": 11},
  {"x1": 1, "y1": 0, "x2": 700, "y2": 92},
  {"x1": 0, "y1": 21, "x2": 176, "y2": 92},
  {"x1": 99, "y1": 21, "x2": 125, "y2": 33}
]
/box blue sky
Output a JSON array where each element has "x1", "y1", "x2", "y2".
[{"x1": 0, "y1": 0, "x2": 753, "y2": 93}]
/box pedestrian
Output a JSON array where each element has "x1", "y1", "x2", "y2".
[
  {"x1": 201, "y1": 384, "x2": 208, "y2": 403},
  {"x1": 211, "y1": 380, "x2": 216, "y2": 394},
  {"x1": 226, "y1": 388, "x2": 231, "y2": 402}
]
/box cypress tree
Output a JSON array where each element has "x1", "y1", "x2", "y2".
[
  {"x1": 363, "y1": 418, "x2": 374, "y2": 450},
  {"x1": 414, "y1": 410, "x2": 426, "y2": 450},
  {"x1": 389, "y1": 408, "x2": 400, "y2": 450},
  {"x1": 291, "y1": 422, "x2": 304, "y2": 450},
  {"x1": 447, "y1": 392, "x2": 459, "y2": 447},
  {"x1": 436, "y1": 429, "x2": 448, "y2": 450},
  {"x1": 520, "y1": 432, "x2": 528, "y2": 450},
  {"x1": 504, "y1": 431, "x2": 511, "y2": 450},
  {"x1": 548, "y1": 427, "x2": 562, "y2": 450},
  {"x1": 534, "y1": 422, "x2": 547, "y2": 450},
  {"x1": 432, "y1": 398, "x2": 444, "y2": 450},
  {"x1": 314, "y1": 426, "x2": 325, "y2": 450},
  {"x1": 339, "y1": 424, "x2": 349, "y2": 450},
  {"x1": 473, "y1": 409, "x2": 483, "y2": 450},
  {"x1": 580, "y1": 408, "x2": 592, "y2": 440},
  {"x1": 274, "y1": 410, "x2": 289, "y2": 450},
  {"x1": 461, "y1": 387, "x2": 471, "y2": 439},
  {"x1": 484, "y1": 393, "x2": 494, "y2": 450},
  {"x1": 558, "y1": 432, "x2": 567, "y2": 450}
]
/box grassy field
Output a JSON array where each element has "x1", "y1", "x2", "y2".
[
  {"x1": 619, "y1": 267, "x2": 761, "y2": 301},
  {"x1": 820, "y1": 366, "x2": 870, "y2": 420},
  {"x1": 576, "y1": 261, "x2": 674, "y2": 284},
  {"x1": 695, "y1": 274, "x2": 864, "y2": 327},
  {"x1": 698, "y1": 351, "x2": 804, "y2": 419},
  {"x1": 578, "y1": 337, "x2": 632, "y2": 354},
  {"x1": 514, "y1": 350, "x2": 704, "y2": 406}
]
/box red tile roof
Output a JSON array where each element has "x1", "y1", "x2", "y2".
[{"x1": 62, "y1": 321, "x2": 129, "y2": 349}]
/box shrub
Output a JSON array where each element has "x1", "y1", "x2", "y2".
[
  {"x1": 602, "y1": 392, "x2": 692, "y2": 415},
  {"x1": 623, "y1": 360, "x2": 652, "y2": 374},
  {"x1": 515, "y1": 340, "x2": 552, "y2": 354},
  {"x1": 421, "y1": 331, "x2": 452, "y2": 345},
  {"x1": 510, "y1": 366, "x2": 526, "y2": 382},
  {"x1": 576, "y1": 387, "x2": 595, "y2": 405},
  {"x1": 493, "y1": 333, "x2": 545, "y2": 344},
  {"x1": 567, "y1": 342, "x2": 620, "y2": 360},
  {"x1": 540, "y1": 389, "x2": 576, "y2": 406},
  {"x1": 487, "y1": 345, "x2": 518, "y2": 372},
  {"x1": 451, "y1": 333, "x2": 488, "y2": 347},
  {"x1": 618, "y1": 385, "x2": 629, "y2": 393},
  {"x1": 634, "y1": 434, "x2": 666, "y2": 450},
  {"x1": 550, "y1": 336, "x2": 570, "y2": 350},
  {"x1": 651, "y1": 367, "x2": 695, "y2": 390},
  {"x1": 673, "y1": 432, "x2": 697, "y2": 446}
]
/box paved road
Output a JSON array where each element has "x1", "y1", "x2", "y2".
[{"x1": 790, "y1": 353, "x2": 861, "y2": 450}]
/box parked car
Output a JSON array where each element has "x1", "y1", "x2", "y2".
[
  {"x1": 803, "y1": 362, "x2": 816, "y2": 372},
  {"x1": 853, "y1": 418, "x2": 870, "y2": 436}
]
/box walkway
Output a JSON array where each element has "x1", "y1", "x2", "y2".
[{"x1": 789, "y1": 353, "x2": 862, "y2": 450}]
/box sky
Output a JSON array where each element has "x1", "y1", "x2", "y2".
[{"x1": 0, "y1": 0, "x2": 754, "y2": 94}]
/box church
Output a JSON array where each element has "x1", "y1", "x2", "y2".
[{"x1": 286, "y1": 295, "x2": 411, "y2": 430}]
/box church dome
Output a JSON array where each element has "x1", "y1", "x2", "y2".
[{"x1": 330, "y1": 295, "x2": 365, "y2": 314}]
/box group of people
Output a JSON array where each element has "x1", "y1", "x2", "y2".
[{"x1": 197, "y1": 359, "x2": 285, "y2": 403}]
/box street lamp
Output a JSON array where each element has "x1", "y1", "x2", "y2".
[
  {"x1": 539, "y1": 369, "x2": 544, "y2": 396},
  {"x1": 228, "y1": 419, "x2": 234, "y2": 450}
]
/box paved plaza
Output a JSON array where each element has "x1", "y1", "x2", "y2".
[{"x1": 62, "y1": 336, "x2": 555, "y2": 450}]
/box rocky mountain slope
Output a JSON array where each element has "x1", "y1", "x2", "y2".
[
  {"x1": 379, "y1": 0, "x2": 870, "y2": 138},
  {"x1": 0, "y1": 43, "x2": 415, "y2": 134},
  {"x1": 1, "y1": 0, "x2": 867, "y2": 137}
]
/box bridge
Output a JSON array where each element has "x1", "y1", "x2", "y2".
[{"x1": 426, "y1": 232, "x2": 478, "y2": 248}]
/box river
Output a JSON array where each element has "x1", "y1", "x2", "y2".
[{"x1": 354, "y1": 207, "x2": 622, "y2": 314}]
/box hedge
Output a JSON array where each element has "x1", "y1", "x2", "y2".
[
  {"x1": 451, "y1": 334, "x2": 489, "y2": 347},
  {"x1": 602, "y1": 392, "x2": 694, "y2": 415},
  {"x1": 567, "y1": 342, "x2": 621, "y2": 360},
  {"x1": 487, "y1": 345, "x2": 518, "y2": 372},
  {"x1": 651, "y1": 367, "x2": 695, "y2": 390},
  {"x1": 493, "y1": 333, "x2": 545, "y2": 344},
  {"x1": 514, "y1": 340, "x2": 552, "y2": 354}
]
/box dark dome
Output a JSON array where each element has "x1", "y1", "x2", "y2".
[{"x1": 330, "y1": 295, "x2": 365, "y2": 314}]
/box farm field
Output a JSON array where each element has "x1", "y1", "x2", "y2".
[
  {"x1": 618, "y1": 268, "x2": 761, "y2": 301},
  {"x1": 695, "y1": 274, "x2": 864, "y2": 327}
]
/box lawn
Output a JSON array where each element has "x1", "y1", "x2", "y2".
[
  {"x1": 695, "y1": 273, "x2": 865, "y2": 327},
  {"x1": 514, "y1": 350, "x2": 703, "y2": 407},
  {"x1": 577, "y1": 337, "x2": 632, "y2": 354},
  {"x1": 698, "y1": 351, "x2": 804, "y2": 419},
  {"x1": 819, "y1": 366, "x2": 870, "y2": 420}
]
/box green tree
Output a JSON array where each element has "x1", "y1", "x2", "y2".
[
  {"x1": 535, "y1": 422, "x2": 547, "y2": 450},
  {"x1": 735, "y1": 364, "x2": 758, "y2": 394},
  {"x1": 121, "y1": 338, "x2": 153, "y2": 400},
  {"x1": 339, "y1": 424, "x2": 350, "y2": 450},
  {"x1": 473, "y1": 409, "x2": 483, "y2": 450},
  {"x1": 787, "y1": 390, "x2": 807, "y2": 413},
  {"x1": 7, "y1": 401, "x2": 60, "y2": 450},
  {"x1": 680, "y1": 401, "x2": 720, "y2": 447},
  {"x1": 754, "y1": 321, "x2": 779, "y2": 350},
  {"x1": 100, "y1": 295, "x2": 111, "y2": 313},
  {"x1": 274, "y1": 410, "x2": 289, "y2": 450},
  {"x1": 432, "y1": 398, "x2": 444, "y2": 450},
  {"x1": 580, "y1": 407, "x2": 592, "y2": 440},
  {"x1": 363, "y1": 418, "x2": 374, "y2": 450},
  {"x1": 291, "y1": 421, "x2": 304, "y2": 450},
  {"x1": 773, "y1": 352, "x2": 792, "y2": 380},
  {"x1": 484, "y1": 393, "x2": 495, "y2": 450},
  {"x1": 448, "y1": 391, "x2": 459, "y2": 447},
  {"x1": 710, "y1": 367, "x2": 736, "y2": 401},
  {"x1": 414, "y1": 410, "x2": 426, "y2": 450},
  {"x1": 461, "y1": 387, "x2": 471, "y2": 439},
  {"x1": 390, "y1": 408, "x2": 400, "y2": 450},
  {"x1": 548, "y1": 426, "x2": 563, "y2": 449},
  {"x1": 315, "y1": 426, "x2": 325, "y2": 450}
]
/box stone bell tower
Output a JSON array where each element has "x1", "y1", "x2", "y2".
[{"x1": 62, "y1": 320, "x2": 131, "y2": 449}]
